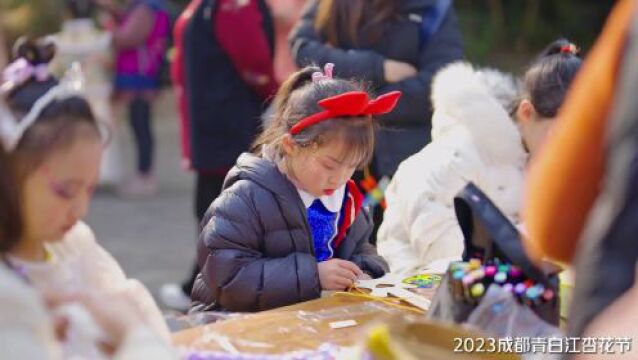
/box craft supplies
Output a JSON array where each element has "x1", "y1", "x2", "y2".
[
  {"x1": 332, "y1": 290, "x2": 425, "y2": 315},
  {"x1": 445, "y1": 258, "x2": 556, "y2": 310},
  {"x1": 470, "y1": 283, "x2": 485, "y2": 298},
  {"x1": 402, "y1": 274, "x2": 442, "y2": 289},
  {"x1": 509, "y1": 266, "x2": 523, "y2": 279},
  {"x1": 494, "y1": 272, "x2": 507, "y2": 284},
  {"x1": 484, "y1": 265, "x2": 497, "y2": 277},
  {"x1": 355, "y1": 274, "x2": 417, "y2": 297},
  {"x1": 502, "y1": 283, "x2": 513, "y2": 293},
  {"x1": 345, "y1": 273, "x2": 440, "y2": 314},
  {"x1": 468, "y1": 258, "x2": 482, "y2": 270},
  {"x1": 386, "y1": 287, "x2": 432, "y2": 311}
]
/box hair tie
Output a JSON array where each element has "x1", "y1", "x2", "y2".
[
  {"x1": 312, "y1": 63, "x2": 334, "y2": 83},
  {"x1": 559, "y1": 43, "x2": 578, "y2": 55}
]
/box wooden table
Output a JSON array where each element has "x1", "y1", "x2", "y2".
[{"x1": 172, "y1": 293, "x2": 423, "y2": 354}]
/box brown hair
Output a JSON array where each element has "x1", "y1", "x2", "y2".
[
  {"x1": 252, "y1": 66, "x2": 375, "y2": 169},
  {"x1": 3, "y1": 37, "x2": 101, "y2": 183},
  {"x1": 0, "y1": 146, "x2": 21, "y2": 252},
  {"x1": 314, "y1": 0, "x2": 400, "y2": 47},
  {"x1": 519, "y1": 38, "x2": 583, "y2": 119}
]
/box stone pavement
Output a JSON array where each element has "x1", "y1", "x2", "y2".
[{"x1": 85, "y1": 90, "x2": 196, "y2": 309}]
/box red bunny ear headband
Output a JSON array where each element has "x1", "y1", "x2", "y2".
[{"x1": 289, "y1": 64, "x2": 402, "y2": 135}]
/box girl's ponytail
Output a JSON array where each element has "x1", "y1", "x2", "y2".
[
  {"x1": 522, "y1": 38, "x2": 583, "y2": 119},
  {"x1": 539, "y1": 38, "x2": 581, "y2": 58},
  {"x1": 252, "y1": 65, "x2": 320, "y2": 152},
  {"x1": 270, "y1": 65, "x2": 320, "y2": 119}
]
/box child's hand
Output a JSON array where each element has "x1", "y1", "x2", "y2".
[
  {"x1": 318, "y1": 259, "x2": 363, "y2": 290},
  {"x1": 358, "y1": 273, "x2": 372, "y2": 281},
  {"x1": 46, "y1": 290, "x2": 146, "y2": 350}
]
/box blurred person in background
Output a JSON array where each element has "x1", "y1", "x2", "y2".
[
  {"x1": 96, "y1": 0, "x2": 171, "y2": 198},
  {"x1": 163, "y1": 0, "x2": 277, "y2": 310},
  {"x1": 266, "y1": 0, "x2": 306, "y2": 83},
  {"x1": 51, "y1": 0, "x2": 123, "y2": 187}
]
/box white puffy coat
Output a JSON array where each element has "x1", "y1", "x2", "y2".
[{"x1": 377, "y1": 62, "x2": 527, "y2": 276}]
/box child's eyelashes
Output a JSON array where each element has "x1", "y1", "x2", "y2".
[
  {"x1": 51, "y1": 183, "x2": 82, "y2": 200},
  {"x1": 52, "y1": 186, "x2": 75, "y2": 200},
  {"x1": 42, "y1": 166, "x2": 96, "y2": 201}
]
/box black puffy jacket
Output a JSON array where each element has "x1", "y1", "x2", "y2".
[{"x1": 191, "y1": 153, "x2": 388, "y2": 312}]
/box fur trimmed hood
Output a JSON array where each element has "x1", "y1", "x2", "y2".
[{"x1": 430, "y1": 62, "x2": 526, "y2": 164}]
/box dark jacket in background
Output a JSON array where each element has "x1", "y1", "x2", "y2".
[
  {"x1": 191, "y1": 153, "x2": 388, "y2": 312},
  {"x1": 289, "y1": 0, "x2": 464, "y2": 177},
  {"x1": 182, "y1": 0, "x2": 275, "y2": 171}
]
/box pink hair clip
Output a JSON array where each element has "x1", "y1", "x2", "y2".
[
  {"x1": 312, "y1": 63, "x2": 334, "y2": 83},
  {"x1": 2, "y1": 58, "x2": 49, "y2": 89}
]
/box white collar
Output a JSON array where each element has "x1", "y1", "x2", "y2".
[{"x1": 297, "y1": 185, "x2": 346, "y2": 213}]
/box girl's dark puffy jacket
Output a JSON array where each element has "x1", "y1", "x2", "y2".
[{"x1": 190, "y1": 153, "x2": 388, "y2": 312}]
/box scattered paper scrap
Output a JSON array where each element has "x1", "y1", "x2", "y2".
[{"x1": 329, "y1": 319, "x2": 358, "y2": 329}]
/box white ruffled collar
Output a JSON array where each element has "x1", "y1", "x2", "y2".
[{"x1": 297, "y1": 185, "x2": 346, "y2": 213}]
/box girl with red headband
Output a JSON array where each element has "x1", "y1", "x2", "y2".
[{"x1": 190, "y1": 64, "x2": 398, "y2": 312}]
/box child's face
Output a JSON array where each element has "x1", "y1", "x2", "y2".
[
  {"x1": 285, "y1": 138, "x2": 357, "y2": 197},
  {"x1": 21, "y1": 137, "x2": 102, "y2": 243}
]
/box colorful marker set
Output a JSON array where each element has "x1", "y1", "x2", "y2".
[{"x1": 447, "y1": 258, "x2": 555, "y2": 307}]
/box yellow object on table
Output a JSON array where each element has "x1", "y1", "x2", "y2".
[{"x1": 364, "y1": 320, "x2": 520, "y2": 360}]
